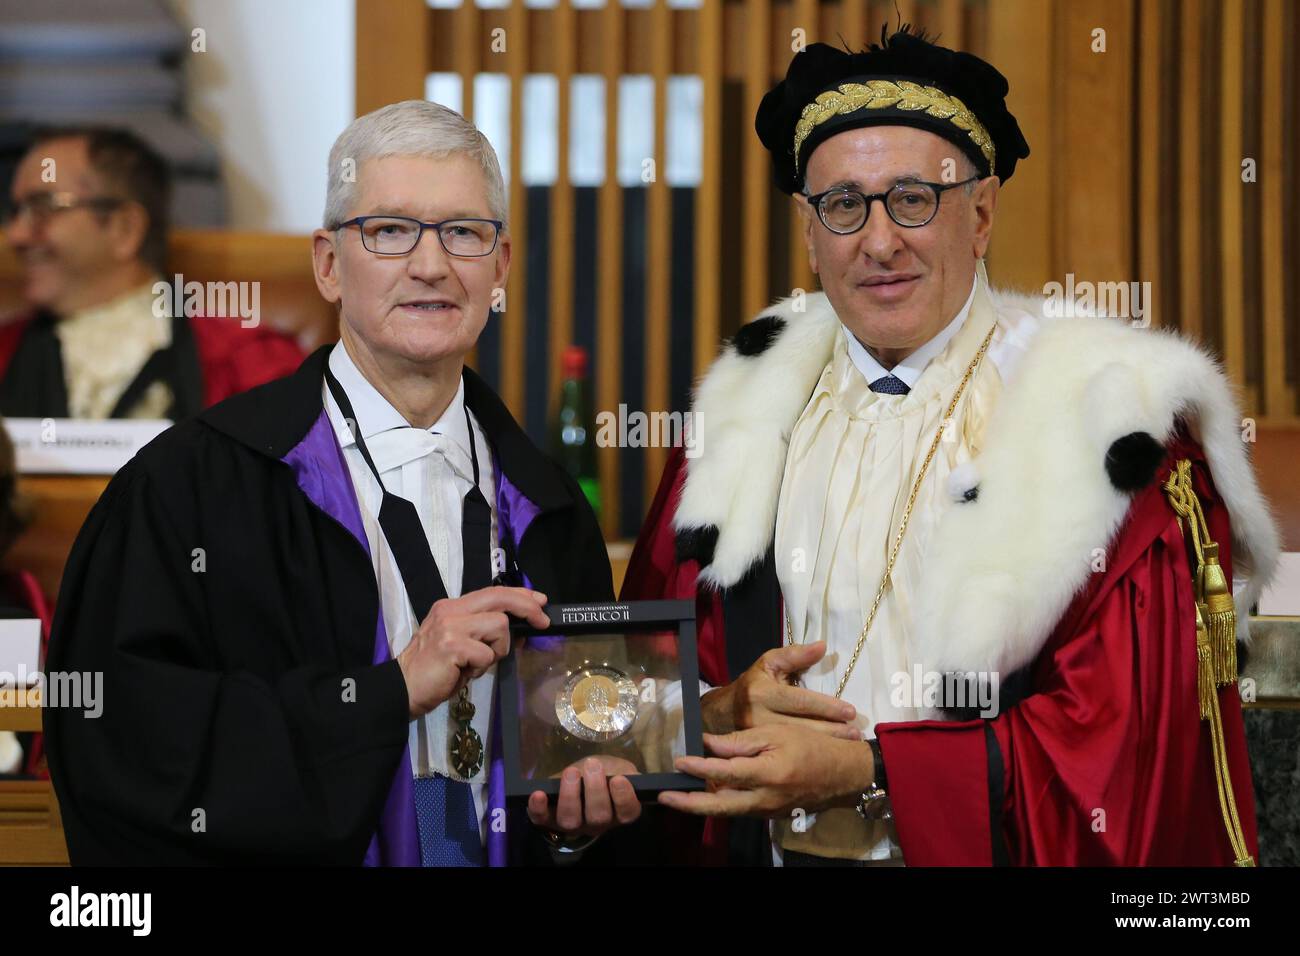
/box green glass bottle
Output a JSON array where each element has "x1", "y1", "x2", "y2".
[{"x1": 552, "y1": 345, "x2": 601, "y2": 519}]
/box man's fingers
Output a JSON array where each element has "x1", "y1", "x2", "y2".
[
  {"x1": 483, "y1": 630, "x2": 511, "y2": 661},
  {"x1": 456, "y1": 585, "x2": 546, "y2": 612},
  {"x1": 762, "y1": 640, "x2": 829, "y2": 680},
  {"x1": 447, "y1": 636, "x2": 495, "y2": 673},
  {"x1": 580, "y1": 758, "x2": 613, "y2": 829},
  {"x1": 657, "y1": 788, "x2": 760, "y2": 818},
  {"x1": 674, "y1": 753, "x2": 764, "y2": 789},
  {"x1": 449, "y1": 586, "x2": 550, "y2": 627},
  {"x1": 517, "y1": 602, "x2": 551, "y2": 629},
  {"x1": 555, "y1": 765, "x2": 582, "y2": 832},
  {"x1": 701, "y1": 730, "x2": 768, "y2": 758},
  {"x1": 528, "y1": 774, "x2": 641, "y2": 836},
  {"x1": 465, "y1": 612, "x2": 512, "y2": 658},
  {"x1": 768, "y1": 683, "x2": 856, "y2": 723},
  {"x1": 609, "y1": 776, "x2": 641, "y2": 824},
  {"x1": 765, "y1": 714, "x2": 861, "y2": 739},
  {"x1": 526, "y1": 790, "x2": 553, "y2": 828}
]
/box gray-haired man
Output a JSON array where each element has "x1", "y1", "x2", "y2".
[{"x1": 46, "y1": 100, "x2": 639, "y2": 866}]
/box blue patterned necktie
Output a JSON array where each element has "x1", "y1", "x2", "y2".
[
  {"x1": 869, "y1": 374, "x2": 911, "y2": 395},
  {"x1": 414, "y1": 774, "x2": 485, "y2": 866}
]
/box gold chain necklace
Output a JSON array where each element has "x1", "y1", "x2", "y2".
[{"x1": 784, "y1": 322, "x2": 997, "y2": 699}]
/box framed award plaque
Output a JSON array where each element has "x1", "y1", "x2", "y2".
[{"x1": 498, "y1": 599, "x2": 706, "y2": 800}]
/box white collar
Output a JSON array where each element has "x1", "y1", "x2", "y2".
[
  {"x1": 326, "y1": 339, "x2": 473, "y2": 461},
  {"x1": 842, "y1": 273, "x2": 978, "y2": 388}
]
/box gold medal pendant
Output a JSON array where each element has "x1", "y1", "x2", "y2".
[{"x1": 449, "y1": 687, "x2": 483, "y2": 777}]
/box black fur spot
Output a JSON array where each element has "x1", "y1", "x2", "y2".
[
  {"x1": 938, "y1": 667, "x2": 1031, "y2": 721},
  {"x1": 675, "y1": 525, "x2": 719, "y2": 567},
  {"x1": 732, "y1": 315, "x2": 786, "y2": 357},
  {"x1": 1105, "y1": 431, "x2": 1166, "y2": 492}
]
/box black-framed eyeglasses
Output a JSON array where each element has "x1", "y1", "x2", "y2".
[
  {"x1": 2, "y1": 192, "x2": 126, "y2": 227},
  {"x1": 804, "y1": 176, "x2": 981, "y2": 234},
  {"x1": 336, "y1": 215, "x2": 503, "y2": 257}
]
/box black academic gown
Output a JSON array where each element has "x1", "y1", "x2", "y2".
[
  {"x1": 43, "y1": 345, "x2": 616, "y2": 865},
  {"x1": 0, "y1": 309, "x2": 205, "y2": 420}
]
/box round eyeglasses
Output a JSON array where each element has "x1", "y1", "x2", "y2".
[
  {"x1": 804, "y1": 176, "x2": 981, "y2": 234},
  {"x1": 336, "y1": 215, "x2": 503, "y2": 257},
  {"x1": 2, "y1": 192, "x2": 126, "y2": 228}
]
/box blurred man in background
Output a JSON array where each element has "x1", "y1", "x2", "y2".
[{"x1": 0, "y1": 126, "x2": 302, "y2": 420}]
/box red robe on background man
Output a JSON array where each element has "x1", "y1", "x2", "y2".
[{"x1": 622, "y1": 286, "x2": 1278, "y2": 866}]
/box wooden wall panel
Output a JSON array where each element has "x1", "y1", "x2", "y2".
[
  {"x1": 694, "y1": 0, "x2": 723, "y2": 381},
  {"x1": 502, "y1": 0, "x2": 528, "y2": 419},
  {"x1": 1060, "y1": 0, "x2": 1133, "y2": 285},
  {"x1": 1220, "y1": 0, "x2": 1245, "y2": 380},
  {"x1": 1179, "y1": 0, "x2": 1204, "y2": 341},
  {"x1": 1260, "y1": 0, "x2": 1293, "y2": 419},
  {"x1": 596, "y1": 2, "x2": 626, "y2": 536},
  {"x1": 644, "y1": 1, "x2": 673, "y2": 515},
  {"x1": 742, "y1": 0, "x2": 773, "y2": 323},
  {"x1": 985, "y1": 0, "x2": 1053, "y2": 289},
  {"x1": 1136, "y1": 0, "x2": 1165, "y2": 330},
  {"x1": 548, "y1": 1, "x2": 576, "y2": 431},
  {"x1": 787, "y1": 0, "x2": 820, "y2": 300},
  {"x1": 355, "y1": 0, "x2": 428, "y2": 116}
]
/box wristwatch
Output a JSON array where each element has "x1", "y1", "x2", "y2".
[
  {"x1": 543, "y1": 828, "x2": 599, "y2": 865},
  {"x1": 855, "y1": 738, "x2": 890, "y2": 821}
]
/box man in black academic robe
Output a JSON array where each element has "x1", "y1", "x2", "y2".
[
  {"x1": 43, "y1": 346, "x2": 618, "y2": 864},
  {"x1": 43, "y1": 100, "x2": 642, "y2": 865}
]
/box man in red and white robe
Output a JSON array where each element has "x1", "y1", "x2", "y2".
[{"x1": 622, "y1": 28, "x2": 1277, "y2": 867}]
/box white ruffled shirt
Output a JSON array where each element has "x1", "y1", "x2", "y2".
[
  {"x1": 321, "y1": 341, "x2": 499, "y2": 840},
  {"x1": 55, "y1": 280, "x2": 172, "y2": 418}
]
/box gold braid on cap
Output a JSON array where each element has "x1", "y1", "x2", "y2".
[{"x1": 792, "y1": 79, "x2": 996, "y2": 177}]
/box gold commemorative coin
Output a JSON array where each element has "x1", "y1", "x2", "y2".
[{"x1": 556, "y1": 665, "x2": 639, "y2": 741}]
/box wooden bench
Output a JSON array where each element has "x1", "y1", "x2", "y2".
[{"x1": 0, "y1": 688, "x2": 68, "y2": 865}]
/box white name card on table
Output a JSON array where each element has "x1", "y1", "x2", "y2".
[
  {"x1": 4, "y1": 418, "x2": 171, "y2": 475},
  {"x1": 1258, "y1": 552, "x2": 1300, "y2": 617},
  {"x1": 0, "y1": 619, "x2": 41, "y2": 686}
]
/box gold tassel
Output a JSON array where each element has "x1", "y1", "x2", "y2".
[
  {"x1": 1199, "y1": 541, "x2": 1238, "y2": 686},
  {"x1": 1163, "y1": 460, "x2": 1239, "y2": 686},
  {"x1": 1194, "y1": 603, "x2": 1215, "y2": 720},
  {"x1": 1163, "y1": 459, "x2": 1255, "y2": 866}
]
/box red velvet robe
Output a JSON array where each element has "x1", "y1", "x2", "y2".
[{"x1": 621, "y1": 432, "x2": 1260, "y2": 866}]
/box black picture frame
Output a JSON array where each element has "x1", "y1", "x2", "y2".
[{"x1": 498, "y1": 599, "x2": 706, "y2": 800}]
